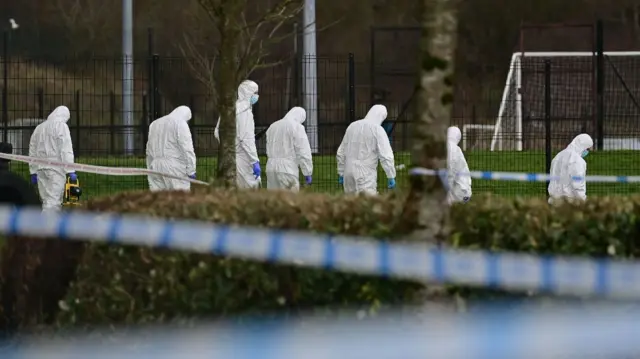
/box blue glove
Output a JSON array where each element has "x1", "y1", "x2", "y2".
[
  {"x1": 387, "y1": 178, "x2": 396, "y2": 189},
  {"x1": 67, "y1": 172, "x2": 77, "y2": 181},
  {"x1": 338, "y1": 176, "x2": 344, "y2": 185},
  {"x1": 30, "y1": 174, "x2": 37, "y2": 184},
  {"x1": 252, "y1": 162, "x2": 261, "y2": 179},
  {"x1": 188, "y1": 173, "x2": 196, "y2": 179},
  {"x1": 305, "y1": 176, "x2": 312, "y2": 185}
]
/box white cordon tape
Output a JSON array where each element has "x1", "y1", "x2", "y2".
[{"x1": 0, "y1": 152, "x2": 209, "y2": 186}]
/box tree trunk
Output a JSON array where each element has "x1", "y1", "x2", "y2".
[
  {"x1": 215, "y1": 25, "x2": 241, "y2": 187},
  {"x1": 400, "y1": 0, "x2": 458, "y2": 244}
]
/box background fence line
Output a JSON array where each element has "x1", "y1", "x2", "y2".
[{"x1": 2, "y1": 25, "x2": 640, "y2": 198}]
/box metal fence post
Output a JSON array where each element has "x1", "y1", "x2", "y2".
[
  {"x1": 369, "y1": 27, "x2": 375, "y2": 107},
  {"x1": 2, "y1": 31, "x2": 9, "y2": 143},
  {"x1": 595, "y1": 19, "x2": 604, "y2": 150},
  {"x1": 544, "y1": 60, "x2": 552, "y2": 176},
  {"x1": 141, "y1": 93, "x2": 148, "y2": 152},
  {"x1": 188, "y1": 94, "x2": 195, "y2": 143},
  {"x1": 152, "y1": 54, "x2": 161, "y2": 119},
  {"x1": 75, "y1": 90, "x2": 81, "y2": 155},
  {"x1": 147, "y1": 28, "x2": 154, "y2": 125},
  {"x1": 348, "y1": 53, "x2": 355, "y2": 122},
  {"x1": 110, "y1": 91, "x2": 116, "y2": 155},
  {"x1": 37, "y1": 87, "x2": 44, "y2": 119}
]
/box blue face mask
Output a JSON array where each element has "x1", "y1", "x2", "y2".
[
  {"x1": 581, "y1": 150, "x2": 589, "y2": 158},
  {"x1": 250, "y1": 94, "x2": 259, "y2": 105}
]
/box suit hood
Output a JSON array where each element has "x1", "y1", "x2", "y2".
[
  {"x1": 237, "y1": 80, "x2": 259, "y2": 102},
  {"x1": 283, "y1": 107, "x2": 306, "y2": 124},
  {"x1": 169, "y1": 106, "x2": 192, "y2": 122},
  {"x1": 363, "y1": 105, "x2": 388, "y2": 125},
  {"x1": 48, "y1": 106, "x2": 71, "y2": 123},
  {"x1": 567, "y1": 133, "x2": 593, "y2": 154},
  {"x1": 447, "y1": 126, "x2": 462, "y2": 145}
]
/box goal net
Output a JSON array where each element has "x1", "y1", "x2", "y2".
[{"x1": 491, "y1": 51, "x2": 640, "y2": 151}]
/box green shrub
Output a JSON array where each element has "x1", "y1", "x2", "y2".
[
  {"x1": 449, "y1": 195, "x2": 639, "y2": 256},
  {"x1": 56, "y1": 191, "x2": 640, "y2": 329},
  {"x1": 56, "y1": 188, "x2": 424, "y2": 328}
]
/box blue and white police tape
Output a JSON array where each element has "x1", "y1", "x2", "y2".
[
  {"x1": 2, "y1": 205, "x2": 640, "y2": 299},
  {"x1": 4, "y1": 304, "x2": 640, "y2": 359},
  {"x1": 409, "y1": 167, "x2": 640, "y2": 183}
]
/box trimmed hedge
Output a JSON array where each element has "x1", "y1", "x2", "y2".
[
  {"x1": 449, "y1": 195, "x2": 639, "y2": 256},
  {"x1": 56, "y1": 188, "x2": 424, "y2": 328},
  {"x1": 54, "y1": 190, "x2": 640, "y2": 329}
]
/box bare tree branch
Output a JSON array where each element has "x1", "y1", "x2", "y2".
[{"x1": 178, "y1": 33, "x2": 218, "y2": 102}]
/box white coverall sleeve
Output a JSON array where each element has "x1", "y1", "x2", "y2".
[
  {"x1": 237, "y1": 113, "x2": 259, "y2": 164},
  {"x1": 375, "y1": 126, "x2": 396, "y2": 179},
  {"x1": 28, "y1": 131, "x2": 37, "y2": 174},
  {"x1": 214, "y1": 117, "x2": 220, "y2": 142},
  {"x1": 336, "y1": 137, "x2": 346, "y2": 177},
  {"x1": 294, "y1": 124, "x2": 313, "y2": 176},
  {"x1": 176, "y1": 121, "x2": 197, "y2": 175},
  {"x1": 571, "y1": 159, "x2": 587, "y2": 200},
  {"x1": 57, "y1": 123, "x2": 75, "y2": 174}
]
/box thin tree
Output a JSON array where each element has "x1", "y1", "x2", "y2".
[
  {"x1": 399, "y1": 0, "x2": 458, "y2": 244},
  {"x1": 180, "y1": 0, "x2": 301, "y2": 187}
]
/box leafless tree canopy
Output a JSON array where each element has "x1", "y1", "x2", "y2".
[{"x1": 179, "y1": 0, "x2": 303, "y2": 101}]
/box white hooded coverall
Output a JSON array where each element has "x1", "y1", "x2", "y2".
[
  {"x1": 548, "y1": 133, "x2": 593, "y2": 203},
  {"x1": 265, "y1": 107, "x2": 313, "y2": 191},
  {"x1": 447, "y1": 126, "x2": 472, "y2": 204},
  {"x1": 336, "y1": 105, "x2": 396, "y2": 195},
  {"x1": 146, "y1": 106, "x2": 196, "y2": 191},
  {"x1": 28, "y1": 106, "x2": 75, "y2": 212},
  {"x1": 214, "y1": 80, "x2": 260, "y2": 189}
]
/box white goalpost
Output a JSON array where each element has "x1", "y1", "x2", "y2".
[{"x1": 490, "y1": 51, "x2": 640, "y2": 151}]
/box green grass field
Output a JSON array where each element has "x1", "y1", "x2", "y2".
[
  {"x1": 8, "y1": 151, "x2": 639, "y2": 199},
  {"x1": 467, "y1": 150, "x2": 640, "y2": 197}
]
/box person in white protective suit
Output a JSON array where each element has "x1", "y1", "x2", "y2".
[
  {"x1": 336, "y1": 104, "x2": 396, "y2": 195},
  {"x1": 214, "y1": 80, "x2": 261, "y2": 189},
  {"x1": 548, "y1": 133, "x2": 593, "y2": 204},
  {"x1": 265, "y1": 107, "x2": 313, "y2": 191},
  {"x1": 146, "y1": 106, "x2": 196, "y2": 191},
  {"x1": 28, "y1": 106, "x2": 77, "y2": 212},
  {"x1": 446, "y1": 126, "x2": 472, "y2": 204}
]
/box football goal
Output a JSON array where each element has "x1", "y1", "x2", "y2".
[{"x1": 491, "y1": 51, "x2": 640, "y2": 151}]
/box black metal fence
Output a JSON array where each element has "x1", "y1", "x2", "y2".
[
  {"x1": 0, "y1": 49, "x2": 413, "y2": 197},
  {"x1": 455, "y1": 21, "x2": 640, "y2": 197}
]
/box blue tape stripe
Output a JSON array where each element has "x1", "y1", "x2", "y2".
[
  {"x1": 486, "y1": 252, "x2": 499, "y2": 288},
  {"x1": 541, "y1": 256, "x2": 554, "y2": 293},
  {"x1": 595, "y1": 260, "x2": 608, "y2": 296},
  {"x1": 56, "y1": 212, "x2": 71, "y2": 239},
  {"x1": 431, "y1": 248, "x2": 444, "y2": 283},
  {"x1": 212, "y1": 226, "x2": 229, "y2": 255},
  {"x1": 107, "y1": 216, "x2": 122, "y2": 244},
  {"x1": 267, "y1": 232, "x2": 282, "y2": 262},
  {"x1": 323, "y1": 235, "x2": 335, "y2": 269},
  {"x1": 7, "y1": 208, "x2": 19, "y2": 235},
  {"x1": 159, "y1": 222, "x2": 174, "y2": 248},
  {"x1": 378, "y1": 241, "x2": 390, "y2": 277}
]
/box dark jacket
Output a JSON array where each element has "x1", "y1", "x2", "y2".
[{"x1": 0, "y1": 142, "x2": 13, "y2": 171}]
